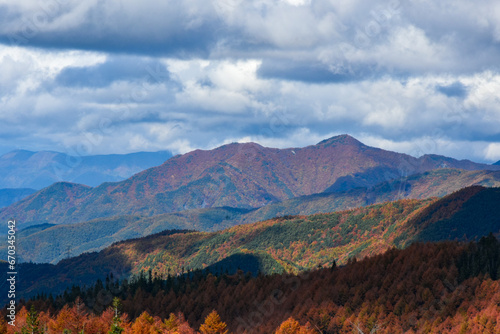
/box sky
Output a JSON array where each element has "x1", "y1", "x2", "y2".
[{"x1": 0, "y1": 0, "x2": 499, "y2": 163}]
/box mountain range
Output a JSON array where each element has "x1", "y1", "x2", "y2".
[
  {"x1": 2, "y1": 135, "x2": 499, "y2": 231},
  {"x1": 0, "y1": 188, "x2": 36, "y2": 208},
  {"x1": 2, "y1": 134, "x2": 500, "y2": 332},
  {"x1": 8, "y1": 168, "x2": 500, "y2": 264},
  {"x1": 0, "y1": 149, "x2": 172, "y2": 189},
  {"x1": 3, "y1": 185, "x2": 500, "y2": 302}
]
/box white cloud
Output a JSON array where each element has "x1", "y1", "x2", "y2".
[
  {"x1": 281, "y1": 0, "x2": 311, "y2": 7},
  {"x1": 0, "y1": 0, "x2": 499, "y2": 163},
  {"x1": 173, "y1": 59, "x2": 271, "y2": 114},
  {"x1": 485, "y1": 143, "x2": 500, "y2": 162}
]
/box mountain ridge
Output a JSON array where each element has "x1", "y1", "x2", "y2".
[
  {"x1": 2, "y1": 135, "x2": 500, "y2": 231},
  {"x1": 7, "y1": 168, "x2": 500, "y2": 264},
  {"x1": 0, "y1": 149, "x2": 173, "y2": 189},
  {"x1": 4, "y1": 185, "x2": 500, "y2": 302}
]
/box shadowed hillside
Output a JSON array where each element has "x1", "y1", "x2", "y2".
[{"x1": 4, "y1": 186, "x2": 500, "y2": 302}]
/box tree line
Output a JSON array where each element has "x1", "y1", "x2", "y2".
[{"x1": 3, "y1": 235, "x2": 500, "y2": 333}]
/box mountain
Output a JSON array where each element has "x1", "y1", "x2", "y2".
[
  {"x1": 404, "y1": 186, "x2": 500, "y2": 243},
  {"x1": 2, "y1": 135, "x2": 499, "y2": 230},
  {"x1": 239, "y1": 168, "x2": 500, "y2": 225},
  {"x1": 13, "y1": 238, "x2": 500, "y2": 333},
  {"x1": 495, "y1": 160, "x2": 500, "y2": 165},
  {"x1": 11, "y1": 168, "x2": 500, "y2": 264},
  {"x1": 1, "y1": 198, "x2": 432, "y2": 299},
  {"x1": 0, "y1": 149, "x2": 172, "y2": 189},
  {"x1": 5, "y1": 186, "x2": 500, "y2": 300},
  {"x1": 0, "y1": 188, "x2": 36, "y2": 208},
  {"x1": 10, "y1": 207, "x2": 251, "y2": 264}
]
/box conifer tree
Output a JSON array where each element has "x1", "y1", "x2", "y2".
[
  {"x1": 199, "y1": 310, "x2": 228, "y2": 334},
  {"x1": 275, "y1": 317, "x2": 315, "y2": 334},
  {"x1": 164, "y1": 313, "x2": 179, "y2": 331},
  {"x1": 22, "y1": 305, "x2": 42, "y2": 334},
  {"x1": 108, "y1": 297, "x2": 124, "y2": 334},
  {"x1": 131, "y1": 311, "x2": 156, "y2": 334}
]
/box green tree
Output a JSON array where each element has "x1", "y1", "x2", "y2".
[
  {"x1": 108, "y1": 297, "x2": 124, "y2": 334},
  {"x1": 21, "y1": 305, "x2": 42, "y2": 334}
]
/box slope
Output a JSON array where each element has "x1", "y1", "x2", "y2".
[
  {"x1": 5, "y1": 186, "x2": 500, "y2": 302},
  {"x1": 10, "y1": 207, "x2": 251, "y2": 264},
  {"x1": 403, "y1": 186, "x2": 500, "y2": 244},
  {"x1": 240, "y1": 168, "x2": 500, "y2": 224},
  {"x1": 2, "y1": 135, "x2": 499, "y2": 230},
  {"x1": 11, "y1": 168, "x2": 500, "y2": 264},
  {"x1": 17, "y1": 238, "x2": 500, "y2": 333}
]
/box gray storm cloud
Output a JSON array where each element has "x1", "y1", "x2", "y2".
[{"x1": 0, "y1": 0, "x2": 499, "y2": 162}]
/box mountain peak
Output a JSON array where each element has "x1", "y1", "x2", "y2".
[
  {"x1": 316, "y1": 134, "x2": 365, "y2": 147},
  {"x1": 494, "y1": 160, "x2": 500, "y2": 166}
]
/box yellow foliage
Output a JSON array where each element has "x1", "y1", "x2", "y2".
[{"x1": 199, "y1": 310, "x2": 228, "y2": 334}]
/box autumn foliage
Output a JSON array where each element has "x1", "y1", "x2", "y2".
[
  {"x1": 4, "y1": 236, "x2": 500, "y2": 333},
  {"x1": 274, "y1": 317, "x2": 315, "y2": 334},
  {"x1": 199, "y1": 310, "x2": 228, "y2": 334}
]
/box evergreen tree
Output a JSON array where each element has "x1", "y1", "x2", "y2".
[
  {"x1": 330, "y1": 259, "x2": 337, "y2": 271},
  {"x1": 108, "y1": 297, "x2": 124, "y2": 334},
  {"x1": 164, "y1": 313, "x2": 179, "y2": 331},
  {"x1": 22, "y1": 305, "x2": 42, "y2": 334}
]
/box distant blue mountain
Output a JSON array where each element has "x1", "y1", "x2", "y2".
[
  {"x1": 0, "y1": 188, "x2": 37, "y2": 208},
  {"x1": 0, "y1": 149, "x2": 173, "y2": 189},
  {"x1": 494, "y1": 160, "x2": 500, "y2": 166}
]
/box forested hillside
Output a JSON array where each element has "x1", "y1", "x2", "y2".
[
  {"x1": 4, "y1": 186, "x2": 500, "y2": 303},
  {"x1": 0, "y1": 199, "x2": 433, "y2": 301},
  {"x1": 5, "y1": 236, "x2": 500, "y2": 333},
  {"x1": 9, "y1": 169, "x2": 500, "y2": 264}
]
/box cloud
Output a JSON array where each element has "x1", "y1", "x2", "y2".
[
  {"x1": 256, "y1": 59, "x2": 373, "y2": 83},
  {"x1": 0, "y1": 0, "x2": 499, "y2": 164},
  {"x1": 0, "y1": 0, "x2": 220, "y2": 56},
  {"x1": 0, "y1": 0, "x2": 499, "y2": 79},
  {"x1": 485, "y1": 143, "x2": 500, "y2": 162},
  {"x1": 54, "y1": 57, "x2": 170, "y2": 88}
]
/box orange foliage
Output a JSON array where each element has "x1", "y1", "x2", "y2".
[
  {"x1": 199, "y1": 310, "x2": 228, "y2": 334},
  {"x1": 275, "y1": 317, "x2": 315, "y2": 334}
]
